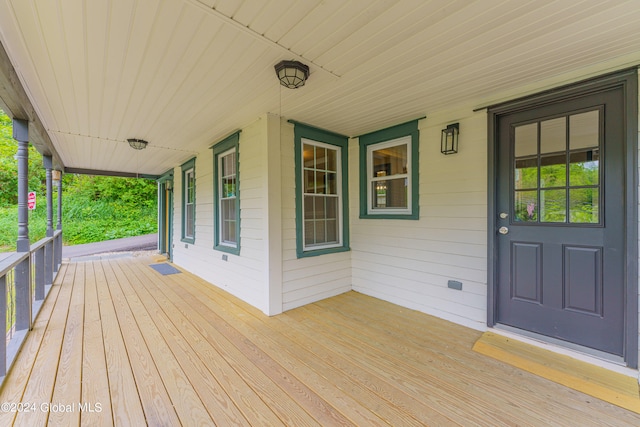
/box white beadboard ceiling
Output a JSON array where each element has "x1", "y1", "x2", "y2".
[{"x1": 0, "y1": 0, "x2": 639, "y2": 176}]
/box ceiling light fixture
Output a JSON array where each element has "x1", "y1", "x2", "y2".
[
  {"x1": 274, "y1": 60, "x2": 309, "y2": 89},
  {"x1": 127, "y1": 138, "x2": 148, "y2": 150}
]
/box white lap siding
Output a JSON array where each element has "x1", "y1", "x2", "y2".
[
  {"x1": 172, "y1": 118, "x2": 269, "y2": 312},
  {"x1": 350, "y1": 111, "x2": 488, "y2": 331},
  {"x1": 280, "y1": 120, "x2": 352, "y2": 311}
]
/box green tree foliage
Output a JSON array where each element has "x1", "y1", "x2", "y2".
[
  {"x1": 0, "y1": 110, "x2": 157, "y2": 251},
  {"x1": 60, "y1": 174, "x2": 157, "y2": 244},
  {"x1": 514, "y1": 153, "x2": 599, "y2": 223},
  {"x1": 0, "y1": 112, "x2": 45, "y2": 206}
]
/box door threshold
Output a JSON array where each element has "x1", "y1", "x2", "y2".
[
  {"x1": 492, "y1": 325, "x2": 637, "y2": 379},
  {"x1": 474, "y1": 329, "x2": 640, "y2": 413}
]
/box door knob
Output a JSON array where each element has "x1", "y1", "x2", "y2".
[{"x1": 498, "y1": 226, "x2": 509, "y2": 235}]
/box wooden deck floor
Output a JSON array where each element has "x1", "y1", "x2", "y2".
[{"x1": 1, "y1": 254, "x2": 639, "y2": 426}]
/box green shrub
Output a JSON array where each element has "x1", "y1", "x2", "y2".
[{"x1": 1, "y1": 110, "x2": 158, "y2": 252}]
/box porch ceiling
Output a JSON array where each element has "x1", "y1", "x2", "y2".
[{"x1": 0, "y1": 0, "x2": 639, "y2": 176}]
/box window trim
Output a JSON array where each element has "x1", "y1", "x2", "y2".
[
  {"x1": 293, "y1": 122, "x2": 350, "y2": 258},
  {"x1": 212, "y1": 133, "x2": 240, "y2": 255},
  {"x1": 301, "y1": 138, "x2": 343, "y2": 252},
  {"x1": 181, "y1": 157, "x2": 196, "y2": 243},
  {"x1": 366, "y1": 135, "x2": 412, "y2": 215},
  {"x1": 359, "y1": 120, "x2": 420, "y2": 220}
]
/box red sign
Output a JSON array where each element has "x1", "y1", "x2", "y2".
[{"x1": 28, "y1": 191, "x2": 36, "y2": 210}]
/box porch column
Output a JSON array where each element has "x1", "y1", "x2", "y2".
[
  {"x1": 55, "y1": 170, "x2": 62, "y2": 269},
  {"x1": 14, "y1": 118, "x2": 29, "y2": 252},
  {"x1": 44, "y1": 156, "x2": 53, "y2": 237},
  {"x1": 43, "y1": 156, "x2": 53, "y2": 290},
  {"x1": 56, "y1": 171, "x2": 62, "y2": 230},
  {"x1": 13, "y1": 118, "x2": 32, "y2": 331}
]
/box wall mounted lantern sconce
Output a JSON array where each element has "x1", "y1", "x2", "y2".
[
  {"x1": 441, "y1": 123, "x2": 459, "y2": 155},
  {"x1": 274, "y1": 60, "x2": 309, "y2": 89},
  {"x1": 127, "y1": 138, "x2": 148, "y2": 150}
]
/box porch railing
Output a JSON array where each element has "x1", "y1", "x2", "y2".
[{"x1": 0, "y1": 230, "x2": 63, "y2": 384}]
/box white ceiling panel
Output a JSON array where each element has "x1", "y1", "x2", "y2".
[{"x1": 0, "y1": 0, "x2": 639, "y2": 176}]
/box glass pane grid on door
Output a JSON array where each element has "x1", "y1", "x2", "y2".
[{"x1": 513, "y1": 110, "x2": 601, "y2": 225}]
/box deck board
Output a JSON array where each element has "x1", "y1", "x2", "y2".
[
  {"x1": 94, "y1": 259, "x2": 146, "y2": 426},
  {"x1": 101, "y1": 260, "x2": 180, "y2": 426},
  {"x1": 80, "y1": 260, "x2": 113, "y2": 426},
  {"x1": 1, "y1": 254, "x2": 640, "y2": 426}
]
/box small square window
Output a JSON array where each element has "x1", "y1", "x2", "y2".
[
  {"x1": 367, "y1": 137, "x2": 411, "y2": 214},
  {"x1": 359, "y1": 121, "x2": 420, "y2": 219}
]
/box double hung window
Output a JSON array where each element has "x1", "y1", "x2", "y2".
[
  {"x1": 294, "y1": 123, "x2": 350, "y2": 257},
  {"x1": 213, "y1": 133, "x2": 240, "y2": 254},
  {"x1": 359, "y1": 120, "x2": 420, "y2": 219},
  {"x1": 302, "y1": 139, "x2": 341, "y2": 249},
  {"x1": 181, "y1": 158, "x2": 196, "y2": 243}
]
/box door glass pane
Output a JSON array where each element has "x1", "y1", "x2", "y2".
[
  {"x1": 569, "y1": 149, "x2": 599, "y2": 186},
  {"x1": 570, "y1": 110, "x2": 599, "y2": 149},
  {"x1": 515, "y1": 157, "x2": 537, "y2": 189},
  {"x1": 515, "y1": 190, "x2": 537, "y2": 222},
  {"x1": 540, "y1": 117, "x2": 566, "y2": 154},
  {"x1": 514, "y1": 123, "x2": 537, "y2": 157},
  {"x1": 540, "y1": 189, "x2": 566, "y2": 222},
  {"x1": 540, "y1": 154, "x2": 566, "y2": 188},
  {"x1": 569, "y1": 188, "x2": 599, "y2": 223}
]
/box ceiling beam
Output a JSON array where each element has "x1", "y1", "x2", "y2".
[
  {"x1": 0, "y1": 39, "x2": 64, "y2": 171},
  {"x1": 64, "y1": 167, "x2": 159, "y2": 180}
]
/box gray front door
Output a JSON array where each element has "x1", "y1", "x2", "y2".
[{"x1": 495, "y1": 86, "x2": 626, "y2": 356}]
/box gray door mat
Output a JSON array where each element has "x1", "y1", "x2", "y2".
[{"x1": 149, "y1": 263, "x2": 181, "y2": 275}]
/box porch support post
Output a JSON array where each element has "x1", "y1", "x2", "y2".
[
  {"x1": 13, "y1": 118, "x2": 32, "y2": 331},
  {"x1": 56, "y1": 171, "x2": 62, "y2": 230},
  {"x1": 265, "y1": 114, "x2": 283, "y2": 315},
  {"x1": 44, "y1": 156, "x2": 53, "y2": 237},
  {"x1": 14, "y1": 118, "x2": 29, "y2": 252},
  {"x1": 43, "y1": 156, "x2": 53, "y2": 289},
  {"x1": 55, "y1": 171, "x2": 62, "y2": 269}
]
